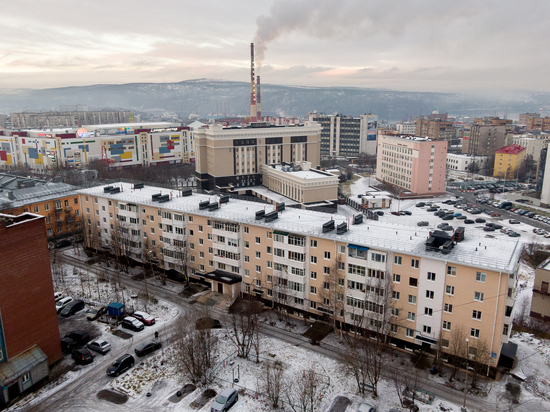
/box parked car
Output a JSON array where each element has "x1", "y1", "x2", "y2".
[
  {"x1": 132, "y1": 311, "x2": 155, "y2": 326},
  {"x1": 509, "y1": 219, "x2": 520, "y2": 224},
  {"x1": 415, "y1": 202, "x2": 425, "y2": 207},
  {"x1": 55, "y1": 239, "x2": 72, "y2": 249},
  {"x1": 374, "y1": 211, "x2": 384, "y2": 216},
  {"x1": 196, "y1": 317, "x2": 222, "y2": 330},
  {"x1": 391, "y1": 212, "x2": 400, "y2": 216},
  {"x1": 60, "y1": 300, "x2": 85, "y2": 317},
  {"x1": 87, "y1": 340, "x2": 111, "y2": 355},
  {"x1": 86, "y1": 305, "x2": 107, "y2": 321},
  {"x1": 106, "y1": 354, "x2": 135, "y2": 377},
  {"x1": 54, "y1": 292, "x2": 63, "y2": 302},
  {"x1": 56, "y1": 297, "x2": 74, "y2": 314},
  {"x1": 456, "y1": 215, "x2": 467, "y2": 220},
  {"x1": 72, "y1": 347, "x2": 94, "y2": 365},
  {"x1": 402, "y1": 210, "x2": 412, "y2": 215},
  {"x1": 491, "y1": 212, "x2": 502, "y2": 217},
  {"x1": 437, "y1": 223, "x2": 450, "y2": 229},
  {"x1": 464, "y1": 219, "x2": 475, "y2": 224},
  {"x1": 475, "y1": 218, "x2": 486, "y2": 223},
  {"x1": 417, "y1": 221, "x2": 429, "y2": 227},
  {"x1": 442, "y1": 215, "x2": 454, "y2": 220},
  {"x1": 508, "y1": 232, "x2": 521, "y2": 237},
  {"x1": 427, "y1": 207, "x2": 438, "y2": 212},
  {"x1": 134, "y1": 340, "x2": 162, "y2": 357},
  {"x1": 211, "y1": 388, "x2": 238, "y2": 412},
  {"x1": 121, "y1": 317, "x2": 144, "y2": 332},
  {"x1": 64, "y1": 330, "x2": 90, "y2": 346},
  {"x1": 493, "y1": 224, "x2": 503, "y2": 230},
  {"x1": 357, "y1": 402, "x2": 377, "y2": 412},
  {"x1": 60, "y1": 337, "x2": 77, "y2": 354},
  {"x1": 483, "y1": 226, "x2": 495, "y2": 232}
]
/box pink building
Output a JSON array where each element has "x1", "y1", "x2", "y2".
[{"x1": 376, "y1": 134, "x2": 447, "y2": 196}]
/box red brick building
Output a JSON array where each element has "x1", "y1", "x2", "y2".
[{"x1": 0, "y1": 212, "x2": 62, "y2": 406}]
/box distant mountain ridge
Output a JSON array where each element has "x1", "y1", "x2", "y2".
[{"x1": 0, "y1": 79, "x2": 547, "y2": 121}]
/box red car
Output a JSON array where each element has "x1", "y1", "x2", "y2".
[{"x1": 132, "y1": 311, "x2": 155, "y2": 326}]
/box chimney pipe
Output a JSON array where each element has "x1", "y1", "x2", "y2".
[
  {"x1": 256, "y1": 75, "x2": 261, "y2": 121},
  {"x1": 250, "y1": 43, "x2": 257, "y2": 122}
]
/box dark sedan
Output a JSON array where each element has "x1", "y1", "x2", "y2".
[
  {"x1": 134, "y1": 340, "x2": 162, "y2": 357},
  {"x1": 72, "y1": 348, "x2": 94, "y2": 365}
]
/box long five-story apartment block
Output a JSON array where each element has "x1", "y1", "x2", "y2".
[{"x1": 79, "y1": 182, "x2": 522, "y2": 369}]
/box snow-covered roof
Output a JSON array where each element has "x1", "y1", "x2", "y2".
[{"x1": 79, "y1": 183, "x2": 522, "y2": 273}]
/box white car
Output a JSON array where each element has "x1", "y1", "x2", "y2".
[
  {"x1": 357, "y1": 402, "x2": 376, "y2": 412},
  {"x1": 54, "y1": 292, "x2": 64, "y2": 302},
  {"x1": 56, "y1": 296, "x2": 73, "y2": 313}
]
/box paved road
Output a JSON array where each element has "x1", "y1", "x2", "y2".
[{"x1": 21, "y1": 250, "x2": 497, "y2": 412}]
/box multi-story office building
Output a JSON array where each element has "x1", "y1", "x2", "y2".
[
  {"x1": 395, "y1": 122, "x2": 416, "y2": 135},
  {"x1": 0, "y1": 174, "x2": 81, "y2": 240},
  {"x1": 461, "y1": 123, "x2": 507, "y2": 157},
  {"x1": 526, "y1": 116, "x2": 550, "y2": 132},
  {"x1": 519, "y1": 113, "x2": 540, "y2": 126},
  {"x1": 10, "y1": 110, "x2": 134, "y2": 129},
  {"x1": 308, "y1": 113, "x2": 378, "y2": 157},
  {"x1": 0, "y1": 123, "x2": 193, "y2": 171},
  {"x1": 79, "y1": 182, "x2": 521, "y2": 368},
  {"x1": 446, "y1": 153, "x2": 487, "y2": 172},
  {"x1": 510, "y1": 134, "x2": 549, "y2": 163},
  {"x1": 493, "y1": 144, "x2": 526, "y2": 178},
  {"x1": 414, "y1": 117, "x2": 454, "y2": 142},
  {"x1": 193, "y1": 122, "x2": 321, "y2": 191},
  {"x1": 376, "y1": 134, "x2": 447, "y2": 196},
  {"x1": 0, "y1": 212, "x2": 62, "y2": 406}
]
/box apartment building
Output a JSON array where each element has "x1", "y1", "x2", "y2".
[
  {"x1": 519, "y1": 113, "x2": 540, "y2": 126},
  {"x1": 376, "y1": 134, "x2": 448, "y2": 196},
  {"x1": 531, "y1": 257, "x2": 550, "y2": 321},
  {"x1": 0, "y1": 123, "x2": 193, "y2": 171},
  {"x1": 461, "y1": 124, "x2": 507, "y2": 157},
  {"x1": 526, "y1": 116, "x2": 550, "y2": 132},
  {"x1": 193, "y1": 122, "x2": 322, "y2": 191},
  {"x1": 0, "y1": 174, "x2": 81, "y2": 239},
  {"x1": 395, "y1": 122, "x2": 417, "y2": 135},
  {"x1": 0, "y1": 213, "x2": 63, "y2": 406},
  {"x1": 79, "y1": 182, "x2": 521, "y2": 367},
  {"x1": 308, "y1": 112, "x2": 378, "y2": 157},
  {"x1": 493, "y1": 144, "x2": 526, "y2": 178},
  {"x1": 510, "y1": 135, "x2": 549, "y2": 163},
  {"x1": 10, "y1": 110, "x2": 133, "y2": 129},
  {"x1": 414, "y1": 117, "x2": 454, "y2": 142}
]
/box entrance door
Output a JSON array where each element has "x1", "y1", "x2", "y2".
[
  {"x1": 7, "y1": 383, "x2": 19, "y2": 403},
  {"x1": 218, "y1": 283, "x2": 223, "y2": 294}
]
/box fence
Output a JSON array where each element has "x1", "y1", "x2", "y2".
[{"x1": 404, "y1": 385, "x2": 435, "y2": 405}]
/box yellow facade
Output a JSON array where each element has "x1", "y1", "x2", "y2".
[{"x1": 493, "y1": 147, "x2": 526, "y2": 178}]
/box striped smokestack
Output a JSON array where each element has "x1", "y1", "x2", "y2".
[
  {"x1": 250, "y1": 43, "x2": 257, "y2": 122},
  {"x1": 256, "y1": 75, "x2": 261, "y2": 121}
]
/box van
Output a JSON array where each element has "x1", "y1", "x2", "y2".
[
  {"x1": 60, "y1": 300, "x2": 85, "y2": 317},
  {"x1": 499, "y1": 201, "x2": 513, "y2": 209},
  {"x1": 107, "y1": 354, "x2": 135, "y2": 377}
]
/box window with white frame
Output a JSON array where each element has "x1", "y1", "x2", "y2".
[
  {"x1": 474, "y1": 291, "x2": 484, "y2": 301},
  {"x1": 444, "y1": 303, "x2": 453, "y2": 313},
  {"x1": 446, "y1": 285, "x2": 455, "y2": 296},
  {"x1": 443, "y1": 321, "x2": 451, "y2": 331},
  {"x1": 310, "y1": 271, "x2": 317, "y2": 279},
  {"x1": 470, "y1": 328, "x2": 480, "y2": 338},
  {"x1": 427, "y1": 272, "x2": 436, "y2": 281},
  {"x1": 423, "y1": 325, "x2": 432, "y2": 334},
  {"x1": 392, "y1": 273, "x2": 401, "y2": 283},
  {"x1": 406, "y1": 328, "x2": 415, "y2": 338},
  {"x1": 447, "y1": 266, "x2": 456, "y2": 276},
  {"x1": 472, "y1": 310, "x2": 482, "y2": 320},
  {"x1": 408, "y1": 295, "x2": 416, "y2": 304},
  {"x1": 476, "y1": 272, "x2": 486, "y2": 283},
  {"x1": 424, "y1": 307, "x2": 433, "y2": 316},
  {"x1": 394, "y1": 256, "x2": 402, "y2": 265},
  {"x1": 411, "y1": 259, "x2": 419, "y2": 268}
]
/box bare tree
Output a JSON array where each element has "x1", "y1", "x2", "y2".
[
  {"x1": 447, "y1": 326, "x2": 467, "y2": 381},
  {"x1": 469, "y1": 338, "x2": 491, "y2": 388},
  {"x1": 173, "y1": 235, "x2": 191, "y2": 286},
  {"x1": 174, "y1": 311, "x2": 218, "y2": 384},
  {"x1": 272, "y1": 267, "x2": 293, "y2": 324},
  {"x1": 318, "y1": 254, "x2": 346, "y2": 343},
  {"x1": 261, "y1": 360, "x2": 286, "y2": 409},
  {"x1": 226, "y1": 300, "x2": 262, "y2": 359},
  {"x1": 390, "y1": 362, "x2": 420, "y2": 410},
  {"x1": 286, "y1": 367, "x2": 323, "y2": 412},
  {"x1": 514, "y1": 295, "x2": 531, "y2": 327}
]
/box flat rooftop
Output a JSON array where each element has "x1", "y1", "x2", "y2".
[
  {"x1": 273, "y1": 165, "x2": 335, "y2": 180},
  {"x1": 79, "y1": 183, "x2": 523, "y2": 273}
]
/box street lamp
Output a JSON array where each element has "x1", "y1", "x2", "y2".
[{"x1": 462, "y1": 338, "x2": 469, "y2": 410}]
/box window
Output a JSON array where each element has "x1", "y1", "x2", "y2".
[
  {"x1": 503, "y1": 324, "x2": 509, "y2": 335},
  {"x1": 244, "y1": 226, "x2": 249, "y2": 233},
  {"x1": 267, "y1": 261, "x2": 272, "y2": 268},
  {"x1": 189, "y1": 229, "x2": 194, "y2": 236},
  {"x1": 446, "y1": 285, "x2": 455, "y2": 296},
  {"x1": 311, "y1": 256, "x2": 317, "y2": 264},
  {"x1": 423, "y1": 325, "x2": 432, "y2": 334},
  {"x1": 447, "y1": 266, "x2": 456, "y2": 276},
  {"x1": 424, "y1": 307, "x2": 433, "y2": 316},
  {"x1": 323, "y1": 282, "x2": 330, "y2": 290},
  {"x1": 406, "y1": 328, "x2": 415, "y2": 338},
  {"x1": 371, "y1": 253, "x2": 385, "y2": 262},
  {"x1": 441, "y1": 339, "x2": 450, "y2": 348},
  {"x1": 199, "y1": 252, "x2": 204, "y2": 259},
  {"x1": 310, "y1": 286, "x2": 317, "y2": 294},
  {"x1": 256, "y1": 265, "x2": 261, "y2": 273},
  {"x1": 427, "y1": 272, "x2": 436, "y2": 281},
  {"x1": 323, "y1": 298, "x2": 330, "y2": 305},
  {"x1": 22, "y1": 373, "x2": 31, "y2": 384},
  {"x1": 338, "y1": 278, "x2": 344, "y2": 287},
  {"x1": 267, "y1": 275, "x2": 272, "y2": 283},
  {"x1": 474, "y1": 291, "x2": 484, "y2": 302},
  {"x1": 390, "y1": 324, "x2": 398, "y2": 334},
  {"x1": 391, "y1": 308, "x2": 399, "y2": 317},
  {"x1": 209, "y1": 260, "x2": 214, "y2": 267},
  {"x1": 199, "y1": 264, "x2": 204, "y2": 271},
  {"x1": 255, "y1": 236, "x2": 260, "y2": 244},
  {"x1": 324, "y1": 251, "x2": 331, "y2": 259},
  {"x1": 267, "y1": 289, "x2": 273, "y2": 297},
  {"x1": 150, "y1": 215, "x2": 154, "y2": 222},
  {"x1": 444, "y1": 303, "x2": 453, "y2": 313},
  {"x1": 409, "y1": 277, "x2": 418, "y2": 287},
  {"x1": 245, "y1": 284, "x2": 250, "y2": 293},
  {"x1": 348, "y1": 264, "x2": 366, "y2": 276},
  {"x1": 311, "y1": 239, "x2": 317, "y2": 247},
  {"x1": 476, "y1": 272, "x2": 486, "y2": 283},
  {"x1": 267, "y1": 246, "x2": 272, "y2": 254},
  {"x1": 47, "y1": 228, "x2": 53, "y2": 236},
  {"x1": 338, "y1": 262, "x2": 345, "y2": 270},
  {"x1": 310, "y1": 301, "x2": 317, "y2": 309},
  {"x1": 392, "y1": 291, "x2": 400, "y2": 300},
  {"x1": 310, "y1": 271, "x2": 317, "y2": 279},
  {"x1": 244, "y1": 269, "x2": 250, "y2": 277},
  {"x1": 408, "y1": 295, "x2": 416, "y2": 304},
  {"x1": 295, "y1": 297, "x2": 303, "y2": 305},
  {"x1": 255, "y1": 279, "x2": 261, "y2": 287},
  {"x1": 470, "y1": 328, "x2": 480, "y2": 338},
  {"x1": 199, "y1": 239, "x2": 203, "y2": 245},
  {"x1": 411, "y1": 259, "x2": 419, "y2": 268},
  {"x1": 394, "y1": 256, "x2": 402, "y2": 265},
  {"x1": 244, "y1": 256, "x2": 249, "y2": 262},
  {"x1": 255, "y1": 251, "x2": 261, "y2": 259},
  {"x1": 44, "y1": 203, "x2": 50, "y2": 211},
  {"x1": 426, "y1": 290, "x2": 434, "y2": 299},
  {"x1": 339, "y1": 245, "x2": 345, "y2": 254},
  {"x1": 323, "y1": 266, "x2": 330, "y2": 275},
  {"x1": 244, "y1": 241, "x2": 249, "y2": 248},
  {"x1": 33, "y1": 205, "x2": 39, "y2": 213},
  {"x1": 150, "y1": 228, "x2": 155, "y2": 234},
  {"x1": 198, "y1": 225, "x2": 203, "y2": 232},
  {"x1": 443, "y1": 321, "x2": 451, "y2": 331},
  {"x1": 392, "y1": 273, "x2": 401, "y2": 283},
  {"x1": 188, "y1": 216, "x2": 193, "y2": 222}
]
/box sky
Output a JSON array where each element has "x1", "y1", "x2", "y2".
[{"x1": 1, "y1": 0, "x2": 549, "y2": 94}]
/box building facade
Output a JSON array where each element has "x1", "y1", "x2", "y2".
[
  {"x1": 308, "y1": 113, "x2": 378, "y2": 157},
  {"x1": 10, "y1": 110, "x2": 134, "y2": 129},
  {"x1": 526, "y1": 116, "x2": 550, "y2": 132},
  {"x1": 510, "y1": 135, "x2": 549, "y2": 163},
  {"x1": 79, "y1": 182, "x2": 521, "y2": 369},
  {"x1": 376, "y1": 134, "x2": 448, "y2": 196},
  {"x1": 531, "y1": 257, "x2": 550, "y2": 321},
  {"x1": 446, "y1": 153, "x2": 487, "y2": 172},
  {"x1": 0, "y1": 123, "x2": 193, "y2": 172},
  {"x1": 493, "y1": 144, "x2": 527, "y2": 178},
  {"x1": 461, "y1": 124, "x2": 507, "y2": 157},
  {"x1": 519, "y1": 113, "x2": 540, "y2": 126},
  {"x1": 194, "y1": 122, "x2": 322, "y2": 191},
  {"x1": 414, "y1": 117, "x2": 454, "y2": 142},
  {"x1": 395, "y1": 122, "x2": 417, "y2": 135},
  {"x1": 0, "y1": 213, "x2": 62, "y2": 406}
]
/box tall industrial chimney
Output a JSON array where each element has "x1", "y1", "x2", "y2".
[
  {"x1": 256, "y1": 75, "x2": 261, "y2": 121},
  {"x1": 250, "y1": 43, "x2": 257, "y2": 122}
]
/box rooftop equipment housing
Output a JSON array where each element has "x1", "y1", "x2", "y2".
[
  {"x1": 322, "y1": 220, "x2": 335, "y2": 233},
  {"x1": 264, "y1": 211, "x2": 278, "y2": 223},
  {"x1": 425, "y1": 230, "x2": 454, "y2": 254},
  {"x1": 199, "y1": 200, "x2": 209, "y2": 210},
  {"x1": 255, "y1": 210, "x2": 265, "y2": 220},
  {"x1": 337, "y1": 222, "x2": 348, "y2": 235},
  {"x1": 181, "y1": 188, "x2": 192, "y2": 197}
]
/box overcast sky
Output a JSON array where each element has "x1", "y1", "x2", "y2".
[{"x1": 1, "y1": 0, "x2": 548, "y2": 94}]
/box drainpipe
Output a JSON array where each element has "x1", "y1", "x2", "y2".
[{"x1": 488, "y1": 271, "x2": 502, "y2": 376}]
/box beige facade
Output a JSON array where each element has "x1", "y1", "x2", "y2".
[
  {"x1": 510, "y1": 135, "x2": 549, "y2": 163},
  {"x1": 10, "y1": 111, "x2": 133, "y2": 129},
  {"x1": 194, "y1": 122, "x2": 322, "y2": 191},
  {"x1": 531, "y1": 258, "x2": 550, "y2": 321},
  {"x1": 79, "y1": 182, "x2": 522, "y2": 365},
  {"x1": 414, "y1": 118, "x2": 454, "y2": 141},
  {"x1": 261, "y1": 162, "x2": 338, "y2": 204},
  {"x1": 461, "y1": 124, "x2": 507, "y2": 157}
]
